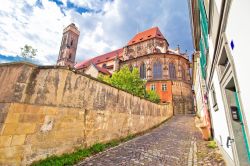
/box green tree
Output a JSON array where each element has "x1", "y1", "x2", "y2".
[
  {"x1": 99, "y1": 66, "x2": 146, "y2": 97},
  {"x1": 146, "y1": 90, "x2": 160, "y2": 104},
  {"x1": 98, "y1": 65, "x2": 161, "y2": 103},
  {"x1": 20, "y1": 44, "x2": 37, "y2": 60},
  {"x1": 97, "y1": 73, "x2": 111, "y2": 83}
]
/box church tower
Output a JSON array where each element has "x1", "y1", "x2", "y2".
[{"x1": 57, "y1": 23, "x2": 80, "y2": 67}]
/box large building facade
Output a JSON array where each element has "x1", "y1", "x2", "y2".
[
  {"x1": 57, "y1": 26, "x2": 193, "y2": 115},
  {"x1": 189, "y1": 0, "x2": 250, "y2": 165}
]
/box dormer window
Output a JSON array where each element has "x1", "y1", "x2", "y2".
[
  {"x1": 140, "y1": 38, "x2": 143, "y2": 40},
  {"x1": 132, "y1": 41, "x2": 135, "y2": 43},
  {"x1": 157, "y1": 34, "x2": 161, "y2": 36},
  {"x1": 148, "y1": 35, "x2": 151, "y2": 38}
]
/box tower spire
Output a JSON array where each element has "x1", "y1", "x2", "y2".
[{"x1": 57, "y1": 23, "x2": 80, "y2": 67}]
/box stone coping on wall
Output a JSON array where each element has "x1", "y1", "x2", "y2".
[{"x1": 0, "y1": 62, "x2": 168, "y2": 106}]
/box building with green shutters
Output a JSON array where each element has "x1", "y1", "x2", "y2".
[{"x1": 189, "y1": 0, "x2": 250, "y2": 165}]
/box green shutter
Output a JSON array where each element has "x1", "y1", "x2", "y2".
[
  {"x1": 199, "y1": 0, "x2": 209, "y2": 49},
  {"x1": 234, "y1": 92, "x2": 250, "y2": 161},
  {"x1": 199, "y1": 0, "x2": 208, "y2": 33},
  {"x1": 199, "y1": 39, "x2": 206, "y2": 79}
]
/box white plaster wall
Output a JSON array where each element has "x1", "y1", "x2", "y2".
[
  {"x1": 84, "y1": 65, "x2": 99, "y2": 78},
  {"x1": 209, "y1": 71, "x2": 234, "y2": 160},
  {"x1": 208, "y1": 37, "x2": 214, "y2": 66},
  {"x1": 194, "y1": 63, "x2": 203, "y2": 117},
  {"x1": 225, "y1": 0, "x2": 250, "y2": 136},
  {"x1": 214, "y1": 0, "x2": 222, "y2": 14}
]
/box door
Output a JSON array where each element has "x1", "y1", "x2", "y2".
[{"x1": 224, "y1": 78, "x2": 249, "y2": 166}]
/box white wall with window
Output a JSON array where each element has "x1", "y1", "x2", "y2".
[{"x1": 225, "y1": 0, "x2": 250, "y2": 136}]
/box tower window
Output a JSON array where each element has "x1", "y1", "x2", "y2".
[{"x1": 71, "y1": 40, "x2": 73, "y2": 46}]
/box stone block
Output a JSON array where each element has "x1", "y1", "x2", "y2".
[
  {"x1": 5, "y1": 113, "x2": 20, "y2": 123},
  {"x1": 2, "y1": 123, "x2": 19, "y2": 135},
  {"x1": 19, "y1": 114, "x2": 44, "y2": 123},
  {"x1": 0, "y1": 113, "x2": 7, "y2": 123},
  {"x1": 8, "y1": 103, "x2": 26, "y2": 114},
  {"x1": 11, "y1": 135, "x2": 26, "y2": 146},
  {"x1": 0, "y1": 135, "x2": 12, "y2": 147},
  {"x1": 16, "y1": 123, "x2": 37, "y2": 134},
  {"x1": 59, "y1": 122, "x2": 84, "y2": 130},
  {"x1": 0, "y1": 146, "x2": 24, "y2": 160},
  {"x1": 25, "y1": 105, "x2": 43, "y2": 114},
  {"x1": 43, "y1": 107, "x2": 58, "y2": 115},
  {"x1": 0, "y1": 157, "x2": 22, "y2": 166}
]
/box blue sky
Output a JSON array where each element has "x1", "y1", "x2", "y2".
[{"x1": 0, "y1": 0, "x2": 194, "y2": 65}]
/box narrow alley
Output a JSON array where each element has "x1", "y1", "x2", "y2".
[{"x1": 77, "y1": 116, "x2": 225, "y2": 166}]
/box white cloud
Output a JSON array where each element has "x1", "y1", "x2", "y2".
[
  {"x1": 0, "y1": 59, "x2": 9, "y2": 63},
  {"x1": 0, "y1": 0, "x2": 193, "y2": 65}
]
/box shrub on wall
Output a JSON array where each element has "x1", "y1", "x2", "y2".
[
  {"x1": 145, "y1": 90, "x2": 161, "y2": 104},
  {"x1": 98, "y1": 66, "x2": 160, "y2": 104}
]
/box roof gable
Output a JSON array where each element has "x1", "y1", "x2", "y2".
[
  {"x1": 75, "y1": 48, "x2": 123, "y2": 69},
  {"x1": 85, "y1": 63, "x2": 111, "y2": 75},
  {"x1": 127, "y1": 27, "x2": 166, "y2": 46}
]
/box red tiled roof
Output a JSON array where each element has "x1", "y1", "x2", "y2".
[
  {"x1": 94, "y1": 64, "x2": 111, "y2": 75},
  {"x1": 75, "y1": 48, "x2": 123, "y2": 69},
  {"x1": 127, "y1": 27, "x2": 166, "y2": 46}
]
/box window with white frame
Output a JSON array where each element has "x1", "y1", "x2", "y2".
[
  {"x1": 150, "y1": 84, "x2": 156, "y2": 91},
  {"x1": 162, "y1": 84, "x2": 167, "y2": 91}
]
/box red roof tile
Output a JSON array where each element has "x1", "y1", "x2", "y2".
[
  {"x1": 75, "y1": 48, "x2": 123, "y2": 69},
  {"x1": 127, "y1": 27, "x2": 166, "y2": 46},
  {"x1": 94, "y1": 64, "x2": 111, "y2": 75}
]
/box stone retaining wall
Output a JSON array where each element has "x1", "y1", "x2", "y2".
[{"x1": 0, "y1": 62, "x2": 173, "y2": 165}]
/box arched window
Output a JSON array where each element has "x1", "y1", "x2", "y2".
[
  {"x1": 153, "y1": 61, "x2": 162, "y2": 79},
  {"x1": 182, "y1": 67, "x2": 186, "y2": 80},
  {"x1": 169, "y1": 63, "x2": 176, "y2": 79},
  {"x1": 71, "y1": 39, "x2": 74, "y2": 46},
  {"x1": 140, "y1": 63, "x2": 146, "y2": 79}
]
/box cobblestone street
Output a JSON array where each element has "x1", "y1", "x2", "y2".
[{"x1": 77, "y1": 115, "x2": 225, "y2": 166}]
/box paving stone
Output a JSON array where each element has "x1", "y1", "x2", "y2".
[{"x1": 77, "y1": 115, "x2": 225, "y2": 166}]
